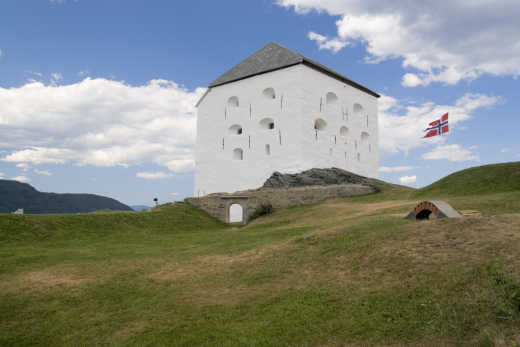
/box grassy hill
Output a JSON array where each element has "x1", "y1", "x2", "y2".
[
  {"x1": 414, "y1": 161, "x2": 520, "y2": 197},
  {"x1": 1, "y1": 163, "x2": 519, "y2": 346},
  {"x1": 0, "y1": 179, "x2": 132, "y2": 214}
]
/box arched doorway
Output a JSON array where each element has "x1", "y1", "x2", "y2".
[
  {"x1": 229, "y1": 203, "x2": 243, "y2": 223},
  {"x1": 416, "y1": 209, "x2": 433, "y2": 220}
]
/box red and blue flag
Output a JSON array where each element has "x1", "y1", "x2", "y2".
[{"x1": 423, "y1": 112, "x2": 449, "y2": 138}]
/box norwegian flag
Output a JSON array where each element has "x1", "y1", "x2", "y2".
[{"x1": 423, "y1": 113, "x2": 449, "y2": 138}]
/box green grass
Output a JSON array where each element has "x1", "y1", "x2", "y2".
[
  {"x1": 1, "y1": 163, "x2": 520, "y2": 346},
  {"x1": 414, "y1": 161, "x2": 520, "y2": 197}
]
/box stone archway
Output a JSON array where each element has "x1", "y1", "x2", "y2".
[
  {"x1": 229, "y1": 204, "x2": 243, "y2": 223},
  {"x1": 222, "y1": 196, "x2": 249, "y2": 224}
]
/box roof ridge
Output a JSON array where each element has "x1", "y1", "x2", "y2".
[
  {"x1": 204, "y1": 41, "x2": 379, "y2": 99},
  {"x1": 208, "y1": 42, "x2": 304, "y2": 88}
]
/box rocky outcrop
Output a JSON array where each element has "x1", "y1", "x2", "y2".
[{"x1": 263, "y1": 167, "x2": 382, "y2": 189}]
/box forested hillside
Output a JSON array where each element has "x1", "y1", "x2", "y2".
[{"x1": 0, "y1": 180, "x2": 132, "y2": 214}]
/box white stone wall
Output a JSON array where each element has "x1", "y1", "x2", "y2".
[
  {"x1": 299, "y1": 66, "x2": 379, "y2": 178},
  {"x1": 194, "y1": 64, "x2": 378, "y2": 196}
]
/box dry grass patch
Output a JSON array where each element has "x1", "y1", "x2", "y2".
[
  {"x1": 267, "y1": 199, "x2": 414, "y2": 230},
  {"x1": 112, "y1": 321, "x2": 150, "y2": 342},
  {"x1": 248, "y1": 197, "x2": 413, "y2": 228},
  {"x1": 148, "y1": 239, "x2": 299, "y2": 283},
  {"x1": 1, "y1": 264, "x2": 93, "y2": 294},
  {"x1": 374, "y1": 214, "x2": 520, "y2": 278}
]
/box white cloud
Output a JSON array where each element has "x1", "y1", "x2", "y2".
[
  {"x1": 422, "y1": 144, "x2": 480, "y2": 162},
  {"x1": 378, "y1": 93, "x2": 500, "y2": 154},
  {"x1": 25, "y1": 71, "x2": 42, "y2": 77},
  {"x1": 0, "y1": 48, "x2": 3, "y2": 57},
  {"x1": 34, "y1": 169, "x2": 52, "y2": 176},
  {"x1": 277, "y1": 0, "x2": 520, "y2": 85},
  {"x1": 171, "y1": 192, "x2": 179, "y2": 196},
  {"x1": 12, "y1": 175, "x2": 30, "y2": 183},
  {"x1": 51, "y1": 73, "x2": 63, "y2": 84},
  {"x1": 136, "y1": 171, "x2": 174, "y2": 179},
  {"x1": 399, "y1": 175, "x2": 416, "y2": 184},
  {"x1": 16, "y1": 163, "x2": 31, "y2": 172},
  {"x1": 401, "y1": 73, "x2": 424, "y2": 87},
  {"x1": 0, "y1": 172, "x2": 4, "y2": 179},
  {"x1": 4, "y1": 148, "x2": 76, "y2": 164},
  {"x1": 501, "y1": 148, "x2": 509, "y2": 153},
  {"x1": 307, "y1": 31, "x2": 348, "y2": 53},
  {"x1": 0, "y1": 78, "x2": 205, "y2": 173},
  {"x1": 379, "y1": 166, "x2": 417, "y2": 173}
]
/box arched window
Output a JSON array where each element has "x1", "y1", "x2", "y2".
[
  {"x1": 228, "y1": 124, "x2": 243, "y2": 135},
  {"x1": 340, "y1": 126, "x2": 349, "y2": 137},
  {"x1": 229, "y1": 204, "x2": 243, "y2": 223},
  {"x1": 326, "y1": 92, "x2": 338, "y2": 104},
  {"x1": 314, "y1": 118, "x2": 327, "y2": 131},
  {"x1": 265, "y1": 144, "x2": 271, "y2": 155},
  {"x1": 353, "y1": 103, "x2": 363, "y2": 116},
  {"x1": 260, "y1": 117, "x2": 275, "y2": 130},
  {"x1": 232, "y1": 148, "x2": 243, "y2": 160},
  {"x1": 262, "y1": 88, "x2": 276, "y2": 99},
  {"x1": 228, "y1": 96, "x2": 239, "y2": 107}
]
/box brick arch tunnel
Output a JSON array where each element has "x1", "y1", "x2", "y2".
[{"x1": 406, "y1": 200, "x2": 463, "y2": 220}]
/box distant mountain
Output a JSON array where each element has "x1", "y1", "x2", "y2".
[
  {"x1": 0, "y1": 180, "x2": 133, "y2": 214},
  {"x1": 131, "y1": 205, "x2": 152, "y2": 211}
]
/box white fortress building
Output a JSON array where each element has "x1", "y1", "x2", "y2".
[{"x1": 194, "y1": 42, "x2": 380, "y2": 196}]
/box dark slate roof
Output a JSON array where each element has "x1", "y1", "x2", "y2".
[{"x1": 208, "y1": 42, "x2": 379, "y2": 98}]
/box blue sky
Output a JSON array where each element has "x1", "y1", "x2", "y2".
[{"x1": 0, "y1": 0, "x2": 518, "y2": 206}]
